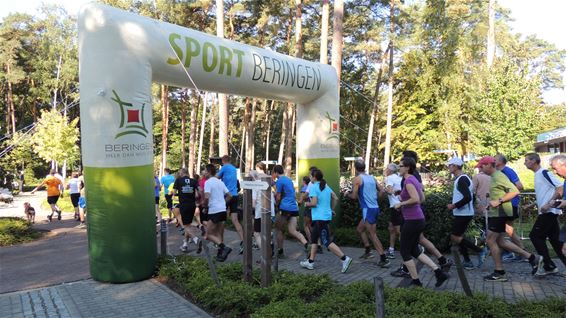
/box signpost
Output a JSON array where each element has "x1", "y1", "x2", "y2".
[{"x1": 242, "y1": 177, "x2": 253, "y2": 283}]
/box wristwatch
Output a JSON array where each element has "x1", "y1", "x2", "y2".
[{"x1": 498, "y1": 198, "x2": 504, "y2": 205}]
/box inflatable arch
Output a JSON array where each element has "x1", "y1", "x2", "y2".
[{"x1": 78, "y1": 3, "x2": 340, "y2": 282}]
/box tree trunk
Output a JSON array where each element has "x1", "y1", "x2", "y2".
[
  {"x1": 320, "y1": 0, "x2": 330, "y2": 64},
  {"x1": 487, "y1": 0, "x2": 495, "y2": 68},
  {"x1": 160, "y1": 85, "x2": 169, "y2": 176},
  {"x1": 365, "y1": 46, "x2": 389, "y2": 172},
  {"x1": 216, "y1": 0, "x2": 229, "y2": 156},
  {"x1": 331, "y1": 0, "x2": 344, "y2": 81},
  {"x1": 197, "y1": 92, "x2": 209, "y2": 173},
  {"x1": 265, "y1": 100, "x2": 274, "y2": 161},
  {"x1": 284, "y1": 102, "x2": 294, "y2": 176},
  {"x1": 209, "y1": 95, "x2": 216, "y2": 158},
  {"x1": 6, "y1": 64, "x2": 14, "y2": 134},
  {"x1": 278, "y1": 103, "x2": 286, "y2": 165},
  {"x1": 189, "y1": 93, "x2": 200, "y2": 176},
  {"x1": 383, "y1": 0, "x2": 395, "y2": 167},
  {"x1": 181, "y1": 93, "x2": 187, "y2": 169}
]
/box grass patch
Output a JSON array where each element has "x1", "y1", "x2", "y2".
[
  {"x1": 0, "y1": 217, "x2": 43, "y2": 246},
  {"x1": 159, "y1": 255, "x2": 566, "y2": 318}
]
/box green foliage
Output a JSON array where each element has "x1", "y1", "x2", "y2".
[
  {"x1": 0, "y1": 217, "x2": 43, "y2": 246},
  {"x1": 159, "y1": 255, "x2": 566, "y2": 318},
  {"x1": 30, "y1": 109, "x2": 80, "y2": 166}
]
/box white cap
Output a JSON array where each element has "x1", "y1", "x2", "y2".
[{"x1": 447, "y1": 157, "x2": 464, "y2": 166}]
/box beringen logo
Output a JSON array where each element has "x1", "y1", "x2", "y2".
[{"x1": 111, "y1": 90, "x2": 149, "y2": 139}]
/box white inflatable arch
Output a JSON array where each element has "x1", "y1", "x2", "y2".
[{"x1": 79, "y1": 3, "x2": 339, "y2": 282}]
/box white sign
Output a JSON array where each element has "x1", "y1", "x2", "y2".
[{"x1": 240, "y1": 181, "x2": 270, "y2": 190}]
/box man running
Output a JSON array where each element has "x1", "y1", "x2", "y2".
[
  {"x1": 348, "y1": 160, "x2": 390, "y2": 267},
  {"x1": 524, "y1": 153, "x2": 566, "y2": 275},
  {"x1": 203, "y1": 163, "x2": 233, "y2": 262},
  {"x1": 550, "y1": 155, "x2": 566, "y2": 271},
  {"x1": 66, "y1": 171, "x2": 81, "y2": 221},
  {"x1": 446, "y1": 158, "x2": 485, "y2": 269},
  {"x1": 384, "y1": 163, "x2": 402, "y2": 259},
  {"x1": 273, "y1": 164, "x2": 309, "y2": 257},
  {"x1": 494, "y1": 153, "x2": 526, "y2": 261},
  {"x1": 161, "y1": 168, "x2": 176, "y2": 222},
  {"x1": 173, "y1": 168, "x2": 202, "y2": 253},
  {"x1": 476, "y1": 156, "x2": 541, "y2": 281},
  {"x1": 217, "y1": 155, "x2": 244, "y2": 253},
  {"x1": 31, "y1": 169, "x2": 62, "y2": 222}
]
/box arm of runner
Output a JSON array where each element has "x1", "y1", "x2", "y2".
[
  {"x1": 449, "y1": 176, "x2": 472, "y2": 210},
  {"x1": 348, "y1": 176, "x2": 360, "y2": 200}
]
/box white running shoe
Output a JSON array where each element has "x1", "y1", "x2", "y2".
[
  {"x1": 341, "y1": 256, "x2": 353, "y2": 273},
  {"x1": 300, "y1": 259, "x2": 314, "y2": 270},
  {"x1": 180, "y1": 243, "x2": 188, "y2": 252}
]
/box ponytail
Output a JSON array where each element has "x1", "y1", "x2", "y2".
[{"x1": 313, "y1": 170, "x2": 326, "y2": 191}]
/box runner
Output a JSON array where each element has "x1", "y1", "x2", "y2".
[
  {"x1": 217, "y1": 155, "x2": 244, "y2": 254},
  {"x1": 154, "y1": 174, "x2": 162, "y2": 223},
  {"x1": 197, "y1": 169, "x2": 209, "y2": 236},
  {"x1": 384, "y1": 163, "x2": 402, "y2": 259},
  {"x1": 249, "y1": 164, "x2": 275, "y2": 251},
  {"x1": 203, "y1": 163, "x2": 233, "y2": 262},
  {"x1": 300, "y1": 169, "x2": 353, "y2": 273},
  {"x1": 494, "y1": 153, "x2": 526, "y2": 261},
  {"x1": 446, "y1": 158, "x2": 485, "y2": 270},
  {"x1": 272, "y1": 164, "x2": 309, "y2": 257},
  {"x1": 31, "y1": 169, "x2": 62, "y2": 222},
  {"x1": 298, "y1": 176, "x2": 312, "y2": 243},
  {"x1": 549, "y1": 155, "x2": 566, "y2": 281},
  {"x1": 76, "y1": 179, "x2": 87, "y2": 229},
  {"x1": 347, "y1": 160, "x2": 390, "y2": 267},
  {"x1": 66, "y1": 172, "x2": 81, "y2": 221},
  {"x1": 395, "y1": 157, "x2": 449, "y2": 287},
  {"x1": 524, "y1": 153, "x2": 566, "y2": 275},
  {"x1": 173, "y1": 168, "x2": 202, "y2": 254},
  {"x1": 160, "y1": 168, "x2": 176, "y2": 222},
  {"x1": 476, "y1": 156, "x2": 541, "y2": 282}
]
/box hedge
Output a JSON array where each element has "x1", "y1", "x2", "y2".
[{"x1": 158, "y1": 255, "x2": 566, "y2": 318}]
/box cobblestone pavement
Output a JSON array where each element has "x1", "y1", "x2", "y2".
[{"x1": 0, "y1": 279, "x2": 211, "y2": 318}]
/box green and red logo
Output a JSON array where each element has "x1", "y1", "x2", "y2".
[{"x1": 111, "y1": 90, "x2": 149, "y2": 139}]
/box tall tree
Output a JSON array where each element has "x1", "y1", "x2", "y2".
[
  {"x1": 383, "y1": 0, "x2": 395, "y2": 166},
  {"x1": 331, "y1": 0, "x2": 344, "y2": 80},
  {"x1": 320, "y1": 0, "x2": 330, "y2": 64},
  {"x1": 188, "y1": 93, "x2": 199, "y2": 176},
  {"x1": 160, "y1": 85, "x2": 169, "y2": 175},
  {"x1": 216, "y1": 0, "x2": 229, "y2": 156}
]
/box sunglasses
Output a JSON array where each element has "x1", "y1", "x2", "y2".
[{"x1": 399, "y1": 165, "x2": 406, "y2": 168}]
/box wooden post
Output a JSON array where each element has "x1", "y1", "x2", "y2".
[
  {"x1": 272, "y1": 229, "x2": 279, "y2": 272},
  {"x1": 260, "y1": 176, "x2": 272, "y2": 287},
  {"x1": 242, "y1": 177, "x2": 253, "y2": 282},
  {"x1": 374, "y1": 277, "x2": 385, "y2": 318},
  {"x1": 451, "y1": 246, "x2": 473, "y2": 297},
  {"x1": 203, "y1": 240, "x2": 221, "y2": 287}
]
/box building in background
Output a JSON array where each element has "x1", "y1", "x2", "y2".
[{"x1": 534, "y1": 127, "x2": 566, "y2": 153}]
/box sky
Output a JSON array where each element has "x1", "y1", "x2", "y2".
[{"x1": 1, "y1": 0, "x2": 565, "y2": 102}]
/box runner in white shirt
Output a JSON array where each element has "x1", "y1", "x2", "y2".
[
  {"x1": 524, "y1": 153, "x2": 566, "y2": 276},
  {"x1": 384, "y1": 163, "x2": 402, "y2": 259},
  {"x1": 203, "y1": 164, "x2": 232, "y2": 262},
  {"x1": 66, "y1": 171, "x2": 82, "y2": 221}
]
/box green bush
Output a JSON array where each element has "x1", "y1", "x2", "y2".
[
  {"x1": 159, "y1": 255, "x2": 566, "y2": 318},
  {"x1": 0, "y1": 217, "x2": 43, "y2": 246}
]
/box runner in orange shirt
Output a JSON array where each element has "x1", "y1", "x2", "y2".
[{"x1": 31, "y1": 169, "x2": 63, "y2": 222}]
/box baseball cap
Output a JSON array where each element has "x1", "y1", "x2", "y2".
[
  {"x1": 475, "y1": 156, "x2": 496, "y2": 168},
  {"x1": 447, "y1": 157, "x2": 464, "y2": 166}
]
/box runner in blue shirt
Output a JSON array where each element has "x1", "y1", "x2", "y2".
[
  {"x1": 300, "y1": 169, "x2": 352, "y2": 273},
  {"x1": 217, "y1": 155, "x2": 244, "y2": 253},
  {"x1": 347, "y1": 160, "x2": 390, "y2": 268},
  {"x1": 161, "y1": 168, "x2": 176, "y2": 222},
  {"x1": 272, "y1": 165, "x2": 309, "y2": 257}
]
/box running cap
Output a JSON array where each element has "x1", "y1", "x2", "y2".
[
  {"x1": 475, "y1": 156, "x2": 496, "y2": 168},
  {"x1": 447, "y1": 157, "x2": 464, "y2": 167}
]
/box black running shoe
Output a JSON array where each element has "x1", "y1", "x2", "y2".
[
  {"x1": 391, "y1": 267, "x2": 410, "y2": 278},
  {"x1": 57, "y1": 211, "x2": 62, "y2": 221},
  {"x1": 217, "y1": 246, "x2": 232, "y2": 262},
  {"x1": 434, "y1": 269, "x2": 449, "y2": 287}
]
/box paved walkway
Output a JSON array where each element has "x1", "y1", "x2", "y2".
[
  {"x1": 0, "y1": 279, "x2": 210, "y2": 318},
  {"x1": 1, "y1": 191, "x2": 565, "y2": 318}
]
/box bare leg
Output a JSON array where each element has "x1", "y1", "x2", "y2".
[
  {"x1": 506, "y1": 222, "x2": 525, "y2": 249},
  {"x1": 496, "y1": 235, "x2": 531, "y2": 259},
  {"x1": 327, "y1": 242, "x2": 346, "y2": 258},
  {"x1": 388, "y1": 222, "x2": 398, "y2": 249},
  {"x1": 231, "y1": 212, "x2": 244, "y2": 241},
  {"x1": 155, "y1": 204, "x2": 162, "y2": 222},
  {"x1": 275, "y1": 217, "x2": 287, "y2": 250},
  {"x1": 419, "y1": 234, "x2": 442, "y2": 258},
  {"x1": 357, "y1": 220, "x2": 370, "y2": 248},
  {"x1": 417, "y1": 253, "x2": 440, "y2": 271},
  {"x1": 304, "y1": 216, "x2": 312, "y2": 242},
  {"x1": 366, "y1": 223, "x2": 385, "y2": 255},
  {"x1": 404, "y1": 259, "x2": 419, "y2": 279},
  {"x1": 288, "y1": 217, "x2": 308, "y2": 245},
  {"x1": 487, "y1": 231, "x2": 503, "y2": 271}
]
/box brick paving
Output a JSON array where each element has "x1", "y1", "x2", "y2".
[{"x1": 0, "y1": 279, "x2": 210, "y2": 318}]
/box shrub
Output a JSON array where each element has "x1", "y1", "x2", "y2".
[{"x1": 0, "y1": 217, "x2": 42, "y2": 246}]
